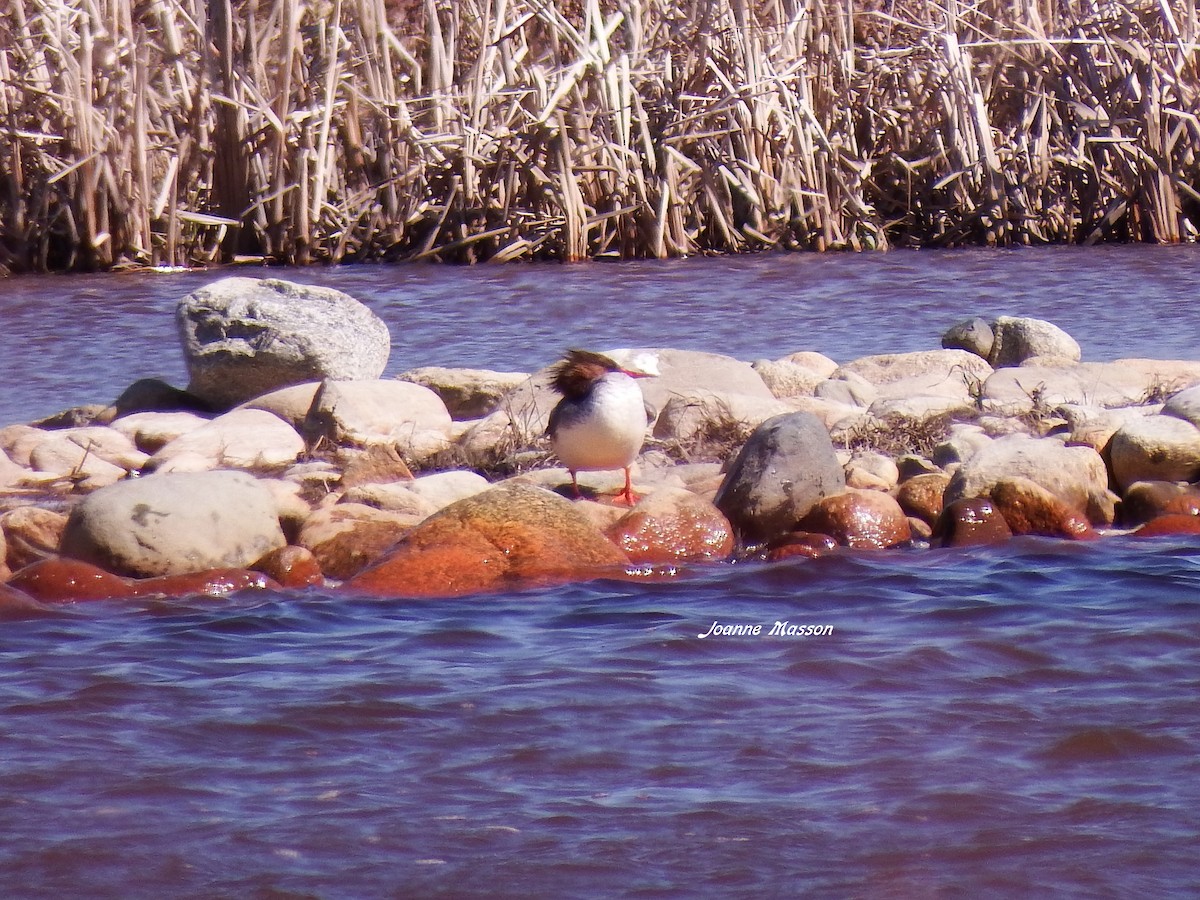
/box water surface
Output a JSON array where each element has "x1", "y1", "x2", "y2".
[{"x1": 2, "y1": 247, "x2": 1200, "y2": 896}]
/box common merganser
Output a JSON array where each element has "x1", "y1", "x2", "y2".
[{"x1": 547, "y1": 349, "x2": 654, "y2": 505}]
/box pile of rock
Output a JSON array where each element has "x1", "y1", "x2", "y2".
[{"x1": 5, "y1": 277, "x2": 1200, "y2": 610}]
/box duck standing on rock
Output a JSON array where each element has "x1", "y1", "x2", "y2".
[{"x1": 547, "y1": 349, "x2": 657, "y2": 505}]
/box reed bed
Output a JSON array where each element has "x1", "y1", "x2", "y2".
[{"x1": 1, "y1": 0, "x2": 1199, "y2": 272}]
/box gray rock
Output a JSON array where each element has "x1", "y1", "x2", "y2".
[
  {"x1": 714, "y1": 411, "x2": 846, "y2": 543},
  {"x1": 60, "y1": 470, "x2": 287, "y2": 577},
  {"x1": 177, "y1": 276, "x2": 391, "y2": 408},
  {"x1": 942, "y1": 317, "x2": 994, "y2": 359},
  {"x1": 988, "y1": 316, "x2": 1081, "y2": 368}
]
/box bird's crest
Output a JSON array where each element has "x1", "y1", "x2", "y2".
[{"x1": 550, "y1": 349, "x2": 621, "y2": 399}]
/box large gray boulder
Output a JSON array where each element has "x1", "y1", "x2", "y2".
[
  {"x1": 177, "y1": 277, "x2": 391, "y2": 408},
  {"x1": 988, "y1": 316, "x2": 1081, "y2": 368},
  {"x1": 60, "y1": 470, "x2": 287, "y2": 577},
  {"x1": 714, "y1": 411, "x2": 845, "y2": 544}
]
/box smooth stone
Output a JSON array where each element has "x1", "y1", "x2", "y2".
[
  {"x1": 836, "y1": 349, "x2": 993, "y2": 402},
  {"x1": 1133, "y1": 514, "x2": 1200, "y2": 537},
  {"x1": 752, "y1": 359, "x2": 825, "y2": 399},
  {"x1": 297, "y1": 503, "x2": 420, "y2": 580},
  {"x1": 988, "y1": 316, "x2": 1081, "y2": 368},
  {"x1": 982, "y1": 362, "x2": 1168, "y2": 412},
  {"x1": 127, "y1": 568, "x2": 278, "y2": 599},
  {"x1": 844, "y1": 450, "x2": 899, "y2": 491},
  {"x1": 1108, "y1": 415, "x2": 1200, "y2": 491},
  {"x1": 814, "y1": 371, "x2": 877, "y2": 407},
  {"x1": 1119, "y1": 481, "x2": 1200, "y2": 527},
  {"x1": 894, "y1": 472, "x2": 951, "y2": 526},
  {"x1": 177, "y1": 276, "x2": 391, "y2": 408},
  {"x1": 343, "y1": 470, "x2": 490, "y2": 517},
  {"x1": 714, "y1": 411, "x2": 846, "y2": 544},
  {"x1": 988, "y1": 477, "x2": 1097, "y2": 540},
  {"x1": 933, "y1": 498, "x2": 1014, "y2": 547},
  {"x1": 7, "y1": 558, "x2": 135, "y2": 602},
  {"x1": 0, "y1": 582, "x2": 44, "y2": 618},
  {"x1": 1, "y1": 507, "x2": 69, "y2": 572},
  {"x1": 942, "y1": 317, "x2": 995, "y2": 359},
  {"x1": 795, "y1": 488, "x2": 912, "y2": 549},
  {"x1": 942, "y1": 434, "x2": 1113, "y2": 525},
  {"x1": 302, "y1": 379, "x2": 452, "y2": 454},
  {"x1": 651, "y1": 389, "x2": 792, "y2": 451},
  {"x1": 605, "y1": 486, "x2": 735, "y2": 564},
  {"x1": 765, "y1": 532, "x2": 839, "y2": 561},
  {"x1": 344, "y1": 484, "x2": 630, "y2": 599},
  {"x1": 1058, "y1": 404, "x2": 1158, "y2": 454},
  {"x1": 144, "y1": 408, "x2": 306, "y2": 472},
  {"x1": 931, "y1": 424, "x2": 993, "y2": 470},
  {"x1": 60, "y1": 470, "x2": 287, "y2": 578},
  {"x1": 778, "y1": 351, "x2": 839, "y2": 378},
  {"x1": 337, "y1": 444, "x2": 414, "y2": 488},
  {"x1": 0, "y1": 425, "x2": 45, "y2": 467},
  {"x1": 241, "y1": 382, "x2": 323, "y2": 431},
  {"x1": 398, "y1": 367, "x2": 530, "y2": 420},
  {"x1": 108, "y1": 411, "x2": 212, "y2": 453},
  {"x1": 252, "y1": 545, "x2": 326, "y2": 589},
  {"x1": 1161, "y1": 383, "x2": 1200, "y2": 429}
]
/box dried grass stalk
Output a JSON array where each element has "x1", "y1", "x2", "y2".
[{"x1": 2, "y1": 0, "x2": 1199, "y2": 272}]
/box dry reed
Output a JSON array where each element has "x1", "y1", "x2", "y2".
[{"x1": 2, "y1": 0, "x2": 1199, "y2": 272}]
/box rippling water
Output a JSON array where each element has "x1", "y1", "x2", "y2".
[{"x1": 3, "y1": 248, "x2": 1200, "y2": 895}]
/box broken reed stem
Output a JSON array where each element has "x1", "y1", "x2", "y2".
[{"x1": 2, "y1": 0, "x2": 1200, "y2": 272}]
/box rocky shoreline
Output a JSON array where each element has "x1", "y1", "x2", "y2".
[{"x1": 5, "y1": 276, "x2": 1200, "y2": 611}]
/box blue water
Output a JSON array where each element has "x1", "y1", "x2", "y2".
[{"x1": 2, "y1": 248, "x2": 1200, "y2": 895}]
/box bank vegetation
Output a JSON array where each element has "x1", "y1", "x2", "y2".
[{"x1": 2, "y1": 0, "x2": 1199, "y2": 271}]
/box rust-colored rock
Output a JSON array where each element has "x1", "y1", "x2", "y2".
[
  {"x1": 338, "y1": 443, "x2": 414, "y2": 489},
  {"x1": 605, "y1": 486, "x2": 734, "y2": 565},
  {"x1": 0, "y1": 581, "x2": 45, "y2": 618},
  {"x1": 1119, "y1": 481, "x2": 1200, "y2": 528},
  {"x1": 297, "y1": 503, "x2": 419, "y2": 580},
  {"x1": 989, "y1": 477, "x2": 1098, "y2": 540},
  {"x1": 253, "y1": 545, "x2": 326, "y2": 589},
  {"x1": 2, "y1": 506, "x2": 69, "y2": 572},
  {"x1": 128, "y1": 568, "x2": 279, "y2": 598},
  {"x1": 7, "y1": 558, "x2": 135, "y2": 602},
  {"x1": 1133, "y1": 514, "x2": 1200, "y2": 537},
  {"x1": 795, "y1": 488, "x2": 912, "y2": 549},
  {"x1": 345, "y1": 483, "x2": 630, "y2": 598},
  {"x1": 894, "y1": 472, "x2": 950, "y2": 527},
  {"x1": 934, "y1": 498, "x2": 1014, "y2": 548},
  {"x1": 765, "y1": 532, "x2": 839, "y2": 561}
]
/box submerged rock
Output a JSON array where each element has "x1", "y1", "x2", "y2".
[
  {"x1": 345, "y1": 483, "x2": 629, "y2": 598},
  {"x1": 795, "y1": 489, "x2": 912, "y2": 549},
  {"x1": 605, "y1": 486, "x2": 734, "y2": 564},
  {"x1": 933, "y1": 498, "x2": 1013, "y2": 548}
]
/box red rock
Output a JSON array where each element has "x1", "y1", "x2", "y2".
[
  {"x1": 297, "y1": 503, "x2": 419, "y2": 580},
  {"x1": 795, "y1": 488, "x2": 912, "y2": 549},
  {"x1": 7, "y1": 558, "x2": 135, "y2": 602},
  {"x1": 0, "y1": 582, "x2": 45, "y2": 618},
  {"x1": 1133, "y1": 514, "x2": 1200, "y2": 537},
  {"x1": 345, "y1": 483, "x2": 630, "y2": 599},
  {"x1": 765, "y1": 532, "x2": 839, "y2": 561},
  {"x1": 253, "y1": 546, "x2": 326, "y2": 588},
  {"x1": 934, "y1": 498, "x2": 1013, "y2": 548},
  {"x1": 894, "y1": 472, "x2": 950, "y2": 526},
  {"x1": 989, "y1": 477, "x2": 1098, "y2": 540},
  {"x1": 605, "y1": 487, "x2": 734, "y2": 565},
  {"x1": 128, "y1": 568, "x2": 279, "y2": 598},
  {"x1": 1119, "y1": 481, "x2": 1200, "y2": 527}
]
